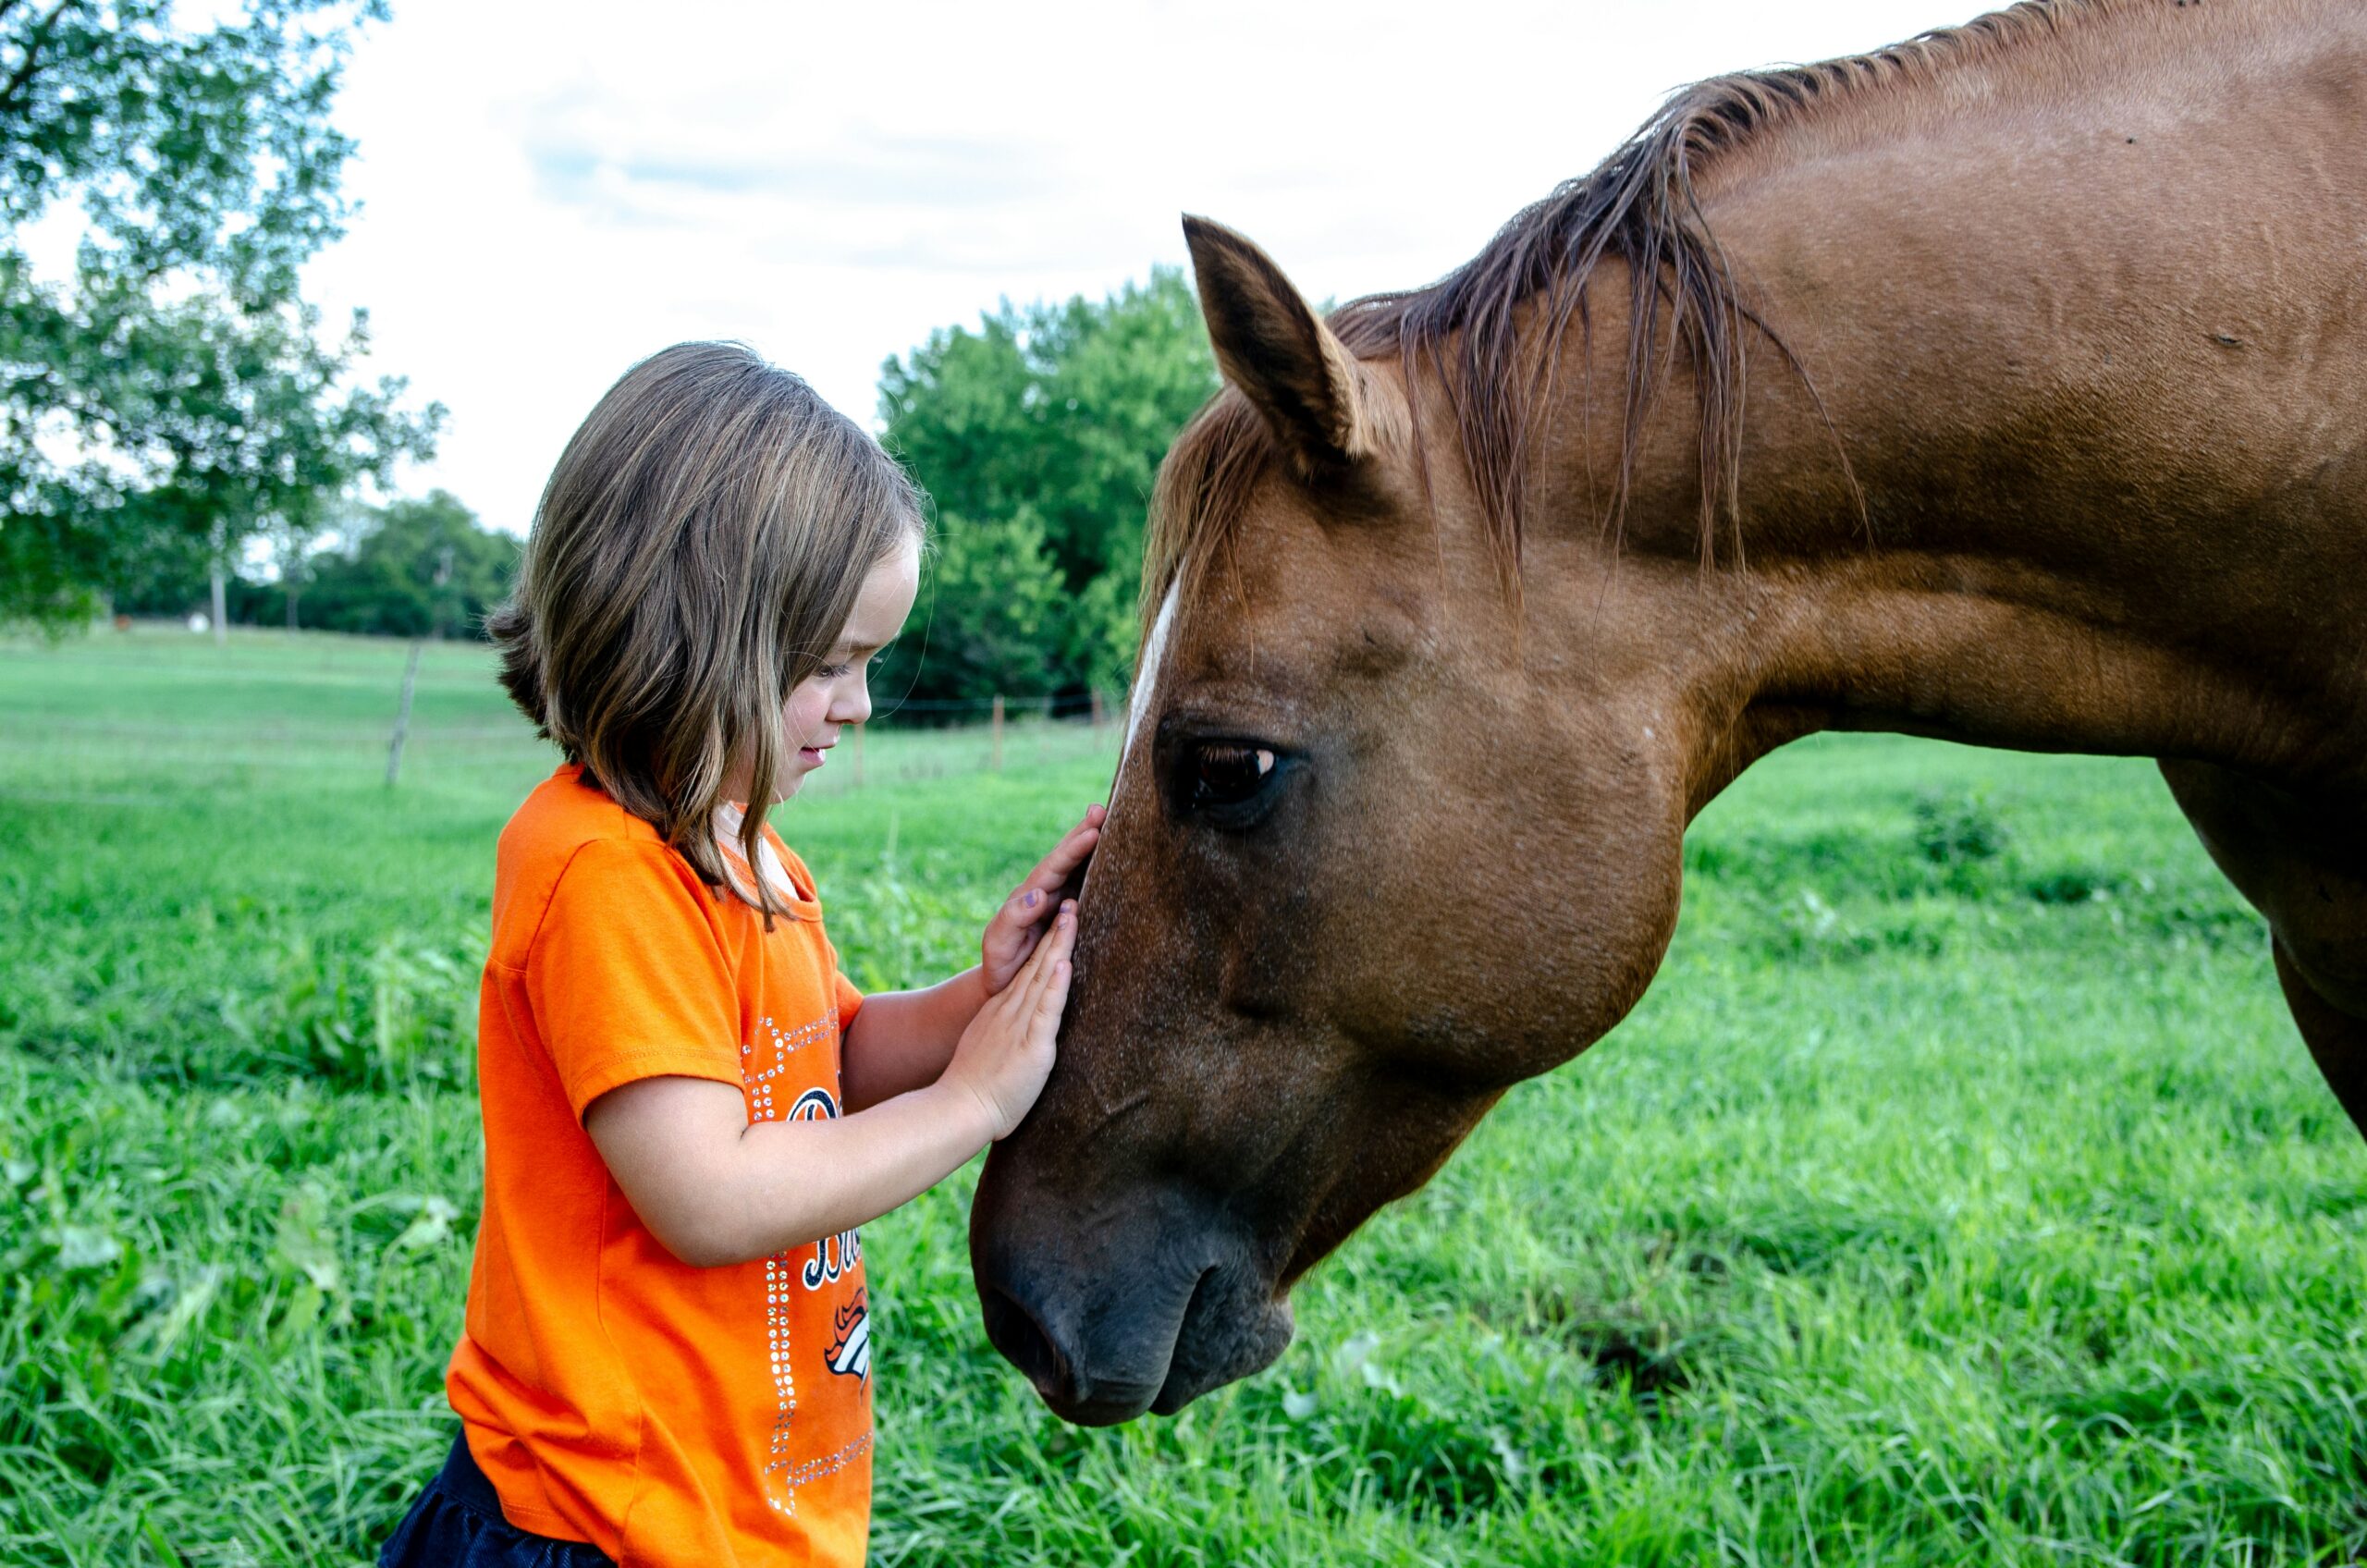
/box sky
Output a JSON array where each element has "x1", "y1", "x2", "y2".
[{"x1": 300, "y1": 0, "x2": 1982, "y2": 536}]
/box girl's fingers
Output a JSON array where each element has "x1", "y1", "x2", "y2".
[
  {"x1": 987, "y1": 898, "x2": 1074, "y2": 1020},
  {"x1": 1043, "y1": 905, "x2": 1077, "y2": 969},
  {"x1": 1000, "y1": 809, "x2": 1105, "y2": 931},
  {"x1": 990, "y1": 868, "x2": 1068, "y2": 952},
  {"x1": 1013, "y1": 950, "x2": 1059, "y2": 1032},
  {"x1": 1020, "y1": 906, "x2": 1075, "y2": 1001},
  {"x1": 1028, "y1": 970, "x2": 1072, "y2": 1051},
  {"x1": 1021, "y1": 811, "x2": 1104, "y2": 891},
  {"x1": 1011, "y1": 907, "x2": 1067, "y2": 1000},
  {"x1": 983, "y1": 885, "x2": 1059, "y2": 987},
  {"x1": 1028, "y1": 933, "x2": 1074, "y2": 1041},
  {"x1": 1034, "y1": 956, "x2": 1073, "y2": 1030},
  {"x1": 993, "y1": 900, "x2": 1042, "y2": 949}
]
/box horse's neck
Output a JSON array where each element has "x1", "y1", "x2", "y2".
[{"x1": 1537, "y1": 4, "x2": 2367, "y2": 792}]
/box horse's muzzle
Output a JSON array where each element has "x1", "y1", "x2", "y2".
[{"x1": 969, "y1": 1152, "x2": 1294, "y2": 1425}]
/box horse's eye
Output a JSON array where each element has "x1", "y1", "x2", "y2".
[{"x1": 1189, "y1": 742, "x2": 1279, "y2": 811}]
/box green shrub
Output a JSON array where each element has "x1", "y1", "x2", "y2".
[
  {"x1": 225, "y1": 931, "x2": 477, "y2": 1090},
  {"x1": 1912, "y1": 789, "x2": 2010, "y2": 865}
]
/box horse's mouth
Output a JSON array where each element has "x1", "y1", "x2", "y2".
[
  {"x1": 980, "y1": 1280, "x2": 1163, "y2": 1425},
  {"x1": 1145, "y1": 1262, "x2": 1294, "y2": 1416},
  {"x1": 1145, "y1": 1264, "x2": 1231, "y2": 1416},
  {"x1": 975, "y1": 1236, "x2": 1294, "y2": 1426}
]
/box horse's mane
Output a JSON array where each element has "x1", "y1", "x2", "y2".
[{"x1": 1146, "y1": 0, "x2": 2116, "y2": 628}]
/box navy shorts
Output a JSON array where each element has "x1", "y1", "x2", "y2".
[{"x1": 378, "y1": 1430, "x2": 614, "y2": 1568}]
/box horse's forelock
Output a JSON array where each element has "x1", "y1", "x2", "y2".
[{"x1": 1142, "y1": 387, "x2": 1277, "y2": 642}]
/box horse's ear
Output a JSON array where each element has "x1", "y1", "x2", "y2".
[{"x1": 1183, "y1": 214, "x2": 1370, "y2": 472}]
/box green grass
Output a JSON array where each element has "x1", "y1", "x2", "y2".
[{"x1": 4, "y1": 626, "x2": 2363, "y2": 1566}]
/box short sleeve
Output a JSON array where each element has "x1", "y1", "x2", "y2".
[
  {"x1": 526, "y1": 839, "x2": 744, "y2": 1121},
  {"x1": 831, "y1": 950, "x2": 864, "y2": 1030}
]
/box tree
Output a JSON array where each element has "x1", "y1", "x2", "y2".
[
  {"x1": 0, "y1": 0, "x2": 440, "y2": 630},
  {"x1": 229, "y1": 489, "x2": 513, "y2": 638},
  {"x1": 877, "y1": 268, "x2": 1217, "y2": 701},
  {"x1": 875, "y1": 507, "x2": 1067, "y2": 707}
]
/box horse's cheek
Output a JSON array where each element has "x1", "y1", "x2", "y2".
[{"x1": 1324, "y1": 817, "x2": 1681, "y2": 1089}]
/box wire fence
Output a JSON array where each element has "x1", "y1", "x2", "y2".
[{"x1": 0, "y1": 624, "x2": 1127, "y2": 802}]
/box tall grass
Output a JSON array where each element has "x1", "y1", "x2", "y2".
[{"x1": 3, "y1": 629, "x2": 2362, "y2": 1565}]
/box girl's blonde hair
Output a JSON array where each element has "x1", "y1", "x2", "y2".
[{"x1": 489, "y1": 341, "x2": 922, "y2": 922}]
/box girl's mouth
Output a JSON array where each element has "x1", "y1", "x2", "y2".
[{"x1": 800, "y1": 745, "x2": 828, "y2": 767}]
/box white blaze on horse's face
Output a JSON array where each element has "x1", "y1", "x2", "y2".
[
  {"x1": 1117, "y1": 582, "x2": 1180, "y2": 787},
  {"x1": 1074, "y1": 582, "x2": 1177, "y2": 921}
]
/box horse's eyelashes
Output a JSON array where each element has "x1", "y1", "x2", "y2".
[{"x1": 1180, "y1": 741, "x2": 1285, "y2": 820}]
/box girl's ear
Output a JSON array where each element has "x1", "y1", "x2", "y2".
[{"x1": 1183, "y1": 214, "x2": 1374, "y2": 473}]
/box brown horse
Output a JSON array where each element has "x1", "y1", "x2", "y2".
[{"x1": 970, "y1": 0, "x2": 2367, "y2": 1426}]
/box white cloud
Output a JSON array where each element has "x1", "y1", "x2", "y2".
[{"x1": 300, "y1": 0, "x2": 1981, "y2": 535}]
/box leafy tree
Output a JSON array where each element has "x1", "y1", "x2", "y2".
[
  {"x1": 228, "y1": 489, "x2": 513, "y2": 638},
  {"x1": 878, "y1": 268, "x2": 1216, "y2": 701},
  {"x1": 0, "y1": 0, "x2": 439, "y2": 629},
  {"x1": 876, "y1": 507, "x2": 1067, "y2": 707}
]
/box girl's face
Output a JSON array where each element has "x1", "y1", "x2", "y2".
[{"x1": 771, "y1": 534, "x2": 921, "y2": 800}]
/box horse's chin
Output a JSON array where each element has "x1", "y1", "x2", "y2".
[{"x1": 1148, "y1": 1278, "x2": 1294, "y2": 1418}]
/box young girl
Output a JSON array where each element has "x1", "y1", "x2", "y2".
[{"x1": 378, "y1": 342, "x2": 1100, "y2": 1568}]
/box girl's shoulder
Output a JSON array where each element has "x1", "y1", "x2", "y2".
[
  {"x1": 489, "y1": 765, "x2": 708, "y2": 968},
  {"x1": 497, "y1": 766, "x2": 668, "y2": 882},
  {"x1": 502, "y1": 763, "x2": 654, "y2": 845}
]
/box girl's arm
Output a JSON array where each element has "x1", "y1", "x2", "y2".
[
  {"x1": 584, "y1": 911, "x2": 1074, "y2": 1268},
  {"x1": 840, "y1": 806, "x2": 1103, "y2": 1112},
  {"x1": 839, "y1": 968, "x2": 986, "y2": 1110}
]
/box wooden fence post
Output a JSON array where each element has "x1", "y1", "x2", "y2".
[
  {"x1": 385, "y1": 546, "x2": 459, "y2": 789},
  {"x1": 852, "y1": 723, "x2": 865, "y2": 789},
  {"x1": 386, "y1": 639, "x2": 424, "y2": 787},
  {"x1": 990, "y1": 694, "x2": 1005, "y2": 772}
]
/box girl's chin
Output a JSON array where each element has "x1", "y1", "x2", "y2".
[{"x1": 767, "y1": 748, "x2": 825, "y2": 799}]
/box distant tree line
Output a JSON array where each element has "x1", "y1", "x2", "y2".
[{"x1": 116, "y1": 491, "x2": 513, "y2": 639}]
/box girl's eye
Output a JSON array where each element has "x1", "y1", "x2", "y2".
[{"x1": 816, "y1": 662, "x2": 854, "y2": 680}]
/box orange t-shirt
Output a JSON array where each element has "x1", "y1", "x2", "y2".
[{"x1": 447, "y1": 765, "x2": 873, "y2": 1567}]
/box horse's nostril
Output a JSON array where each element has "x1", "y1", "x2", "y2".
[{"x1": 981, "y1": 1284, "x2": 1073, "y2": 1403}]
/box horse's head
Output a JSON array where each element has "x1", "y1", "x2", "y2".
[{"x1": 970, "y1": 218, "x2": 1705, "y2": 1424}]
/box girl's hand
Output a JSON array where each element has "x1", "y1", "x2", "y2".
[
  {"x1": 945, "y1": 900, "x2": 1076, "y2": 1141},
  {"x1": 981, "y1": 805, "x2": 1103, "y2": 996}
]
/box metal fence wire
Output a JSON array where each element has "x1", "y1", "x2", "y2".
[{"x1": 0, "y1": 626, "x2": 1127, "y2": 801}]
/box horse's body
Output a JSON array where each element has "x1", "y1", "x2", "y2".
[{"x1": 971, "y1": 0, "x2": 2367, "y2": 1425}]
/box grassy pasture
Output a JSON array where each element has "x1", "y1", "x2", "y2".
[{"x1": 3, "y1": 627, "x2": 2363, "y2": 1566}]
